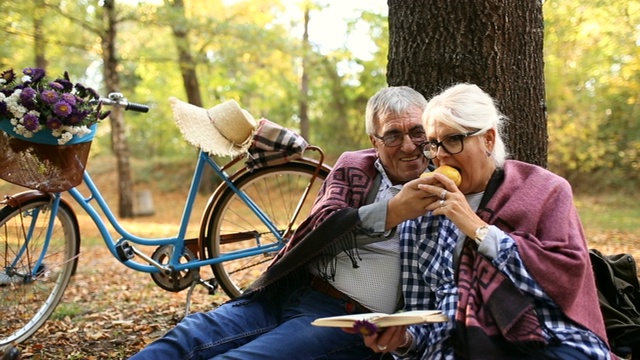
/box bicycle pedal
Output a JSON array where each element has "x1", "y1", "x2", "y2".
[
  {"x1": 201, "y1": 277, "x2": 219, "y2": 295},
  {"x1": 115, "y1": 240, "x2": 135, "y2": 261}
]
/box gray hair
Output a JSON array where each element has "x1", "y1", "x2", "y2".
[
  {"x1": 422, "y1": 83, "x2": 509, "y2": 167},
  {"x1": 365, "y1": 86, "x2": 428, "y2": 135}
]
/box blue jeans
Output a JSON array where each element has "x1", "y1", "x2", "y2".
[{"x1": 129, "y1": 284, "x2": 378, "y2": 360}]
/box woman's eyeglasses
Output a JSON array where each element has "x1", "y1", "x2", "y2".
[{"x1": 420, "y1": 130, "x2": 482, "y2": 159}]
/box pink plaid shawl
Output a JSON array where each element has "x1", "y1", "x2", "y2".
[{"x1": 455, "y1": 160, "x2": 608, "y2": 357}]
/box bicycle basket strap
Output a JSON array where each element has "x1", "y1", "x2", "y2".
[{"x1": 245, "y1": 118, "x2": 308, "y2": 171}]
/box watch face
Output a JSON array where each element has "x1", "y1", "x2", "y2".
[{"x1": 475, "y1": 226, "x2": 489, "y2": 241}]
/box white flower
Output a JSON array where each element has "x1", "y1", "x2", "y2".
[
  {"x1": 57, "y1": 132, "x2": 73, "y2": 145},
  {"x1": 13, "y1": 124, "x2": 33, "y2": 138},
  {"x1": 78, "y1": 125, "x2": 91, "y2": 136}
]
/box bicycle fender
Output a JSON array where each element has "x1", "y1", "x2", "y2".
[
  {"x1": 1, "y1": 190, "x2": 78, "y2": 221},
  {"x1": 2, "y1": 190, "x2": 53, "y2": 208}
]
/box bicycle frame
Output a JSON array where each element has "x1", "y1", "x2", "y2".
[
  {"x1": 64, "y1": 149, "x2": 293, "y2": 274},
  {"x1": 1, "y1": 93, "x2": 332, "y2": 347}
]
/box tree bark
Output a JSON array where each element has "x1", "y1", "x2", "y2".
[
  {"x1": 387, "y1": 0, "x2": 547, "y2": 166},
  {"x1": 103, "y1": 0, "x2": 134, "y2": 217},
  {"x1": 166, "y1": 0, "x2": 203, "y2": 108},
  {"x1": 299, "y1": 5, "x2": 311, "y2": 141},
  {"x1": 165, "y1": 0, "x2": 221, "y2": 193},
  {"x1": 33, "y1": 0, "x2": 47, "y2": 70}
]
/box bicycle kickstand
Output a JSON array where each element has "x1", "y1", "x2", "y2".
[{"x1": 184, "y1": 274, "x2": 218, "y2": 318}]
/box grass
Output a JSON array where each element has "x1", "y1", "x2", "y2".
[
  {"x1": 574, "y1": 190, "x2": 640, "y2": 234},
  {"x1": 50, "y1": 303, "x2": 85, "y2": 320}
]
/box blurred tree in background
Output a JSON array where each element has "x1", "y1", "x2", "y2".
[{"x1": 544, "y1": 0, "x2": 640, "y2": 190}]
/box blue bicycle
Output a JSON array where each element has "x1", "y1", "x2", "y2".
[{"x1": 0, "y1": 93, "x2": 330, "y2": 346}]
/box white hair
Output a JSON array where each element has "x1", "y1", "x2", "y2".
[
  {"x1": 422, "y1": 83, "x2": 508, "y2": 167},
  {"x1": 365, "y1": 86, "x2": 428, "y2": 135}
]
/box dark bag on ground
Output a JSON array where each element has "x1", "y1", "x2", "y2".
[{"x1": 589, "y1": 249, "x2": 640, "y2": 359}]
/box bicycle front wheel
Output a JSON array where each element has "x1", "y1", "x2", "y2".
[
  {"x1": 204, "y1": 162, "x2": 329, "y2": 298},
  {"x1": 0, "y1": 198, "x2": 80, "y2": 346}
]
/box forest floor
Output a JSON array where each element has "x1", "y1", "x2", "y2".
[{"x1": 1, "y1": 159, "x2": 639, "y2": 359}]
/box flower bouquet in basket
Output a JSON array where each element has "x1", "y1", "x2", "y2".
[{"x1": 0, "y1": 67, "x2": 111, "y2": 192}]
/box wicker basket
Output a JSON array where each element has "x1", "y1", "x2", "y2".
[{"x1": 0, "y1": 122, "x2": 96, "y2": 192}]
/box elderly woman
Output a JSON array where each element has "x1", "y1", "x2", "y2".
[{"x1": 364, "y1": 83, "x2": 611, "y2": 359}]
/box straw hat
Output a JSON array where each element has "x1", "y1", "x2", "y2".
[{"x1": 169, "y1": 97, "x2": 258, "y2": 156}]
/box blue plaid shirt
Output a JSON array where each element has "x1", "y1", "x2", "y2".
[{"x1": 399, "y1": 213, "x2": 610, "y2": 360}]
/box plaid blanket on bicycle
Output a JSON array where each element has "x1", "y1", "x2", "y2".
[{"x1": 245, "y1": 119, "x2": 308, "y2": 171}]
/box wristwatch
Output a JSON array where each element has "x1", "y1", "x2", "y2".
[{"x1": 474, "y1": 225, "x2": 490, "y2": 245}]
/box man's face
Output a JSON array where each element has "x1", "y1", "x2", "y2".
[{"x1": 370, "y1": 107, "x2": 429, "y2": 184}]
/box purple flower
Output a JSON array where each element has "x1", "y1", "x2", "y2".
[
  {"x1": 61, "y1": 93, "x2": 76, "y2": 106},
  {"x1": 22, "y1": 113, "x2": 40, "y2": 131},
  {"x1": 19, "y1": 87, "x2": 37, "y2": 107},
  {"x1": 41, "y1": 90, "x2": 59, "y2": 104},
  {"x1": 54, "y1": 78, "x2": 73, "y2": 92},
  {"x1": 1, "y1": 69, "x2": 16, "y2": 84},
  {"x1": 67, "y1": 110, "x2": 88, "y2": 125},
  {"x1": 46, "y1": 117, "x2": 63, "y2": 130},
  {"x1": 73, "y1": 83, "x2": 99, "y2": 100},
  {"x1": 22, "y1": 68, "x2": 45, "y2": 83},
  {"x1": 48, "y1": 81, "x2": 64, "y2": 90},
  {"x1": 1, "y1": 66, "x2": 103, "y2": 144},
  {"x1": 53, "y1": 101, "x2": 72, "y2": 117},
  {"x1": 352, "y1": 320, "x2": 378, "y2": 336},
  {"x1": 20, "y1": 87, "x2": 36, "y2": 100},
  {"x1": 0, "y1": 102, "x2": 8, "y2": 117}
]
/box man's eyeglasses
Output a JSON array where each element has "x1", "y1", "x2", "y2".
[
  {"x1": 373, "y1": 129, "x2": 427, "y2": 147},
  {"x1": 420, "y1": 130, "x2": 482, "y2": 159}
]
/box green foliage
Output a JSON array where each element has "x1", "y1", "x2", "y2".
[
  {"x1": 544, "y1": 0, "x2": 640, "y2": 189},
  {"x1": 1, "y1": 0, "x2": 639, "y2": 188},
  {"x1": 303, "y1": 8, "x2": 389, "y2": 153}
]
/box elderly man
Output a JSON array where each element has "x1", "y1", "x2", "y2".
[{"x1": 131, "y1": 86, "x2": 438, "y2": 360}]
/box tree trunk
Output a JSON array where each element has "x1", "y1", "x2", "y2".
[
  {"x1": 165, "y1": 0, "x2": 221, "y2": 194},
  {"x1": 166, "y1": 0, "x2": 203, "y2": 108},
  {"x1": 387, "y1": 0, "x2": 547, "y2": 167},
  {"x1": 33, "y1": 0, "x2": 47, "y2": 70},
  {"x1": 103, "y1": 0, "x2": 134, "y2": 218},
  {"x1": 299, "y1": 5, "x2": 310, "y2": 141}
]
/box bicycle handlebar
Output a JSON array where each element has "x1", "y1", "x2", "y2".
[{"x1": 90, "y1": 92, "x2": 150, "y2": 113}]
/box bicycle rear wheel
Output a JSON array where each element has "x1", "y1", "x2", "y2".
[
  {"x1": 203, "y1": 162, "x2": 329, "y2": 298},
  {"x1": 0, "y1": 198, "x2": 80, "y2": 346}
]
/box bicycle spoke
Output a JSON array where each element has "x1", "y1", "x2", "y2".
[
  {"x1": 0, "y1": 199, "x2": 79, "y2": 347},
  {"x1": 206, "y1": 162, "x2": 328, "y2": 298}
]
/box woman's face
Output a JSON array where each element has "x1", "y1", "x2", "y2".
[{"x1": 425, "y1": 120, "x2": 496, "y2": 194}]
